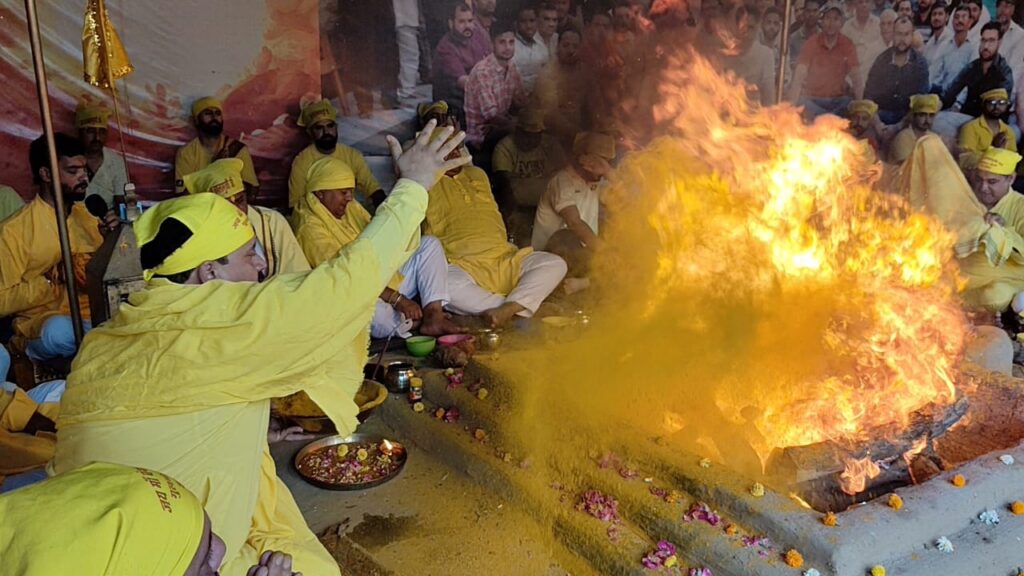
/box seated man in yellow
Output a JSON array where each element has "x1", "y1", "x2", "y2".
[
  {"x1": 293, "y1": 157, "x2": 461, "y2": 337},
  {"x1": 888, "y1": 94, "x2": 954, "y2": 164},
  {"x1": 175, "y1": 97, "x2": 259, "y2": 196},
  {"x1": 183, "y1": 159, "x2": 309, "y2": 277},
  {"x1": 0, "y1": 134, "x2": 111, "y2": 362},
  {"x1": 425, "y1": 128, "x2": 568, "y2": 327},
  {"x1": 288, "y1": 99, "x2": 384, "y2": 210},
  {"x1": 958, "y1": 88, "x2": 1017, "y2": 156},
  {"x1": 52, "y1": 120, "x2": 469, "y2": 576},
  {"x1": 0, "y1": 379, "x2": 63, "y2": 494},
  {"x1": 902, "y1": 137, "x2": 1024, "y2": 313}
]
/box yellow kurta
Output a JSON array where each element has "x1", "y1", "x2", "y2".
[
  {"x1": 248, "y1": 205, "x2": 310, "y2": 276},
  {"x1": 175, "y1": 136, "x2": 258, "y2": 194},
  {"x1": 0, "y1": 388, "x2": 57, "y2": 479},
  {"x1": 53, "y1": 179, "x2": 427, "y2": 576},
  {"x1": 957, "y1": 116, "x2": 1018, "y2": 155},
  {"x1": 425, "y1": 167, "x2": 532, "y2": 295},
  {"x1": 287, "y1": 144, "x2": 381, "y2": 208},
  {"x1": 0, "y1": 198, "x2": 102, "y2": 339},
  {"x1": 292, "y1": 194, "x2": 405, "y2": 291},
  {"x1": 900, "y1": 134, "x2": 1024, "y2": 312}
]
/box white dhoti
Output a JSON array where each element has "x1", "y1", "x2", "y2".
[
  {"x1": 370, "y1": 235, "x2": 450, "y2": 338},
  {"x1": 445, "y1": 252, "x2": 567, "y2": 318}
]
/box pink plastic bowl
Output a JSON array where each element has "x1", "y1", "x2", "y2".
[{"x1": 438, "y1": 334, "x2": 474, "y2": 347}]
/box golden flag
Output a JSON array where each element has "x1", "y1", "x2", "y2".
[{"x1": 82, "y1": 0, "x2": 133, "y2": 89}]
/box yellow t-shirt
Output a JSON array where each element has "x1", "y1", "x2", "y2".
[
  {"x1": 424, "y1": 167, "x2": 532, "y2": 295},
  {"x1": 287, "y1": 144, "x2": 381, "y2": 208},
  {"x1": 175, "y1": 136, "x2": 258, "y2": 194}
]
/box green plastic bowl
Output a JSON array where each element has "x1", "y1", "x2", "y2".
[{"x1": 405, "y1": 335, "x2": 436, "y2": 357}]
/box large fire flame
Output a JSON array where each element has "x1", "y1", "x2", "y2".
[{"x1": 590, "y1": 53, "x2": 967, "y2": 491}]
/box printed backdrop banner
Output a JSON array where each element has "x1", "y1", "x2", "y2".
[{"x1": 0, "y1": 0, "x2": 321, "y2": 204}]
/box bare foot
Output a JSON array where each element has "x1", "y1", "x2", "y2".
[
  {"x1": 481, "y1": 302, "x2": 526, "y2": 328},
  {"x1": 419, "y1": 304, "x2": 466, "y2": 336}
]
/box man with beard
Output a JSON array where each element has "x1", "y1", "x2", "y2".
[
  {"x1": 847, "y1": 99, "x2": 882, "y2": 154},
  {"x1": 75, "y1": 103, "x2": 127, "y2": 206},
  {"x1": 287, "y1": 99, "x2": 384, "y2": 211},
  {"x1": 941, "y1": 22, "x2": 1014, "y2": 117},
  {"x1": 432, "y1": 2, "x2": 492, "y2": 123},
  {"x1": 464, "y1": 22, "x2": 528, "y2": 153},
  {"x1": 929, "y1": 4, "x2": 977, "y2": 93},
  {"x1": 788, "y1": 2, "x2": 863, "y2": 119},
  {"x1": 888, "y1": 94, "x2": 953, "y2": 163},
  {"x1": 174, "y1": 97, "x2": 258, "y2": 197},
  {"x1": 865, "y1": 17, "x2": 930, "y2": 123},
  {"x1": 492, "y1": 108, "x2": 567, "y2": 243},
  {"x1": 0, "y1": 134, "x2": 115, "y2": 362},
  {"x1": 959, "y1": 87, "x2": 1017, "y2": 154}
]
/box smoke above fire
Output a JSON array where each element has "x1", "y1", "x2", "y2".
[{"x1": 506, "y1": 53, "x2": 969, "y2": 487}]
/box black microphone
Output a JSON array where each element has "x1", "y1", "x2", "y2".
[{"x1": 85, "y1": 195, "x2": 110, "y2": 219}]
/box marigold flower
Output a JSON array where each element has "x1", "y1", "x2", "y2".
[
  {"x1": 724, "y1": 523, "x2": 738, "y2": 535},
  {"x1": 750, "y1": 483, "x2": 765, "y2": 497},
  {"x1": 784, "y1": 549, "x2": 804, "y2": 568},
  {"x1": 1011, "y1": 501, "x2": 1024, "y2": 515},
  {"x1": 887, "y1": 494, "x2": 903, "y2": 510},
  {"x1": 951, "y1": 474, "x2": 966, "y2": 488},
  {"x1": 412, "y1": 401, "x2": 425, "y2": 412},
  {"x1": 870, "y1": 566, "x2": 886, "y2": 576},
  {"x1": 821, "y1": 512, "x2": 838, "y2": 527}
]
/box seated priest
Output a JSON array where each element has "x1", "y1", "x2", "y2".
[
  {"x1": 424, "y1": 127, "x2": 568, "y2": 327},
  {"x1": 175, "y1": 97, "x2": 259, "y2": 197},
  {"x1": 0, "y1": 134, "x2": 116, "y2": 362},
  {"x1": 292, "y1": 157, "x2": 461, "y2": 337},
  {"x1": 901, "y1": 136, "x2": 1024, "y2": 313},
  {"x1": 183, "y1": 159, "x2": 310, "y2": 277},
  {"x1": 51, "y1": 121, "x2": 470, "y2": 576}
]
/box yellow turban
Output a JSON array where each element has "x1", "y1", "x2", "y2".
[
  {"x1": 135, "y1": 192, "x2": 254, "y2": 281},
  {"x1": 981, "y1": 88, "x2": 1010, "y2": 102},
  {"x1": 909, "y1": 94, "x2": 940, "y2": 114},
  {"x1": 573, "y1": 132, "x2": 617, "y2": 160},
  {"x1": 298, "y1": 99, "x2": 338, "y2": 128},
  {"x1": 191, "y1": 96, "x2": 222, "y2": 119},
  {"x1": 847, "y1": 99, "x2": 879, "y2": 117},
  {"x1": 977, "y1": 146, "x2": 1022, "y2": 176},
  {"x1": 183, "y1": 158, "x2": 245, "y2": 199},
  {"x1": 305, "y1": 157, "x2": 356, "y2": 195},
  {"x1": 0, "y1": 462, "x2": 204, "y2": 575},
  {"x1": 74, "y1": 102, "x2": 111, "y2": 129},
  {"x1": 417, "y1": 100, "x2": 449, "y2": 121}
]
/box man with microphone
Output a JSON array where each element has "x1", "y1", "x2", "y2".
[{"x1": 0, "y1": 134, "x2": 118, "y2": 363}]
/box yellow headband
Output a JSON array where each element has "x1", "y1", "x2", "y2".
[
  {"x1": 183, "y1": 158, "x2": 245, "y2": 199},
  {"x1": 0, "y1": 462, "x2": 203, "y2": 575},
  {"x1": 977, "y1": 146, "x2": 1022, "y2": 176},
  {"x1": 847, "y1": 99, "x2": 878, "y2": 117},
  {"x1": 75, "y1": 103, "x2": 111, "y2": 129},
  {"x1": 981, "y1": 88, "x2": 1010, "y2": 103},
  {"x1": 298, "y1": 99, "x2": 338, "y2": 128},
  {"x1": 305, "y1": 157, "x2": 356, "y2": 195},
  {"x1": 573, "y1": 132, "x2": 616, "y2": 160},
  {"x1": 417, "y1": 100, "x2": 449, "y2": 120},
  {"x1": 191, "y1": 96, "x2": 222, "y2": 119},
  {"x1": 135, "y1": 192, "x2": 254, "y2": 281},
  {"x1": 909, "y1": 94, "x2": 940, "y2": 114}
]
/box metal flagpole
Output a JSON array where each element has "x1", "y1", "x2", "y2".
[
  {"x1": 776, "y1": 0, "x2": 796, "y2": 104},
  {"x1": 24, "y1": 0, "x2": 86, "y2": 344}
]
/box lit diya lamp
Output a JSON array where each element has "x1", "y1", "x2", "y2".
[{"x1": 380, "y1": 439, "x2": 396, "y2": 457}]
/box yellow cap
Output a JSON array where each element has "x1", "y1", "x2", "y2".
[
  {"x1": 135, "y1": 192, "x2": 253, "y2": 281},
  {"x1": 182, "y1": 158, "x2": 245, "y2": 199},
  {"x1": 298, "y1": 99, "x2": 338, "y2": 128},
  {"x1": 847, "y1": 99, "x2": 879, "y2": 117},
  {"x1": 573, "y1": 132, "x2": 616, "y2": 160},
  {"x1": 305, "y1": 157, "x2": 356, "y2": 195},
  {"x1": 977, "y1": 146, "x2": 1022, "y2": 176},
  {"x1": 191, "y1": 96, "x2": 222, "y2": 119},
  {"x1": 417, "y1": 100, "x2": 449, "y2": 121},
  {"x1": 981, "y1": 88, "x2": 1010, "y2": 102},
  {"x1": 74, "y1": 102, "x2": 111, "y2": 129},
  {"x1": 909, "y1": 94, "x2": 940, "y2": 114}
]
